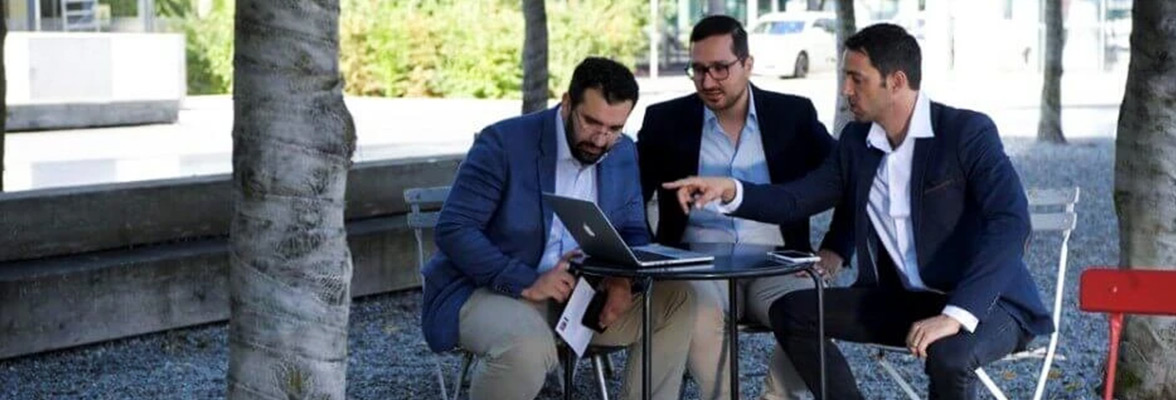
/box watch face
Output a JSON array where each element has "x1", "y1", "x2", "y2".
[{"x1": 582, "y1": 223, "x2": 596, "y2": 237}]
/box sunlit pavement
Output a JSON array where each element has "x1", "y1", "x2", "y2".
[{"x1": 3, "y1": 69, "x2": 1125, "y2": 192}]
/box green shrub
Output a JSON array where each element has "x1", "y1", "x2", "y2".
[
  {"x1": 186, "y1": 0, "x2": 647, "y2": 99},
  {"x1": 184, "y1": 0, "x2": 233, "y2": 94}
]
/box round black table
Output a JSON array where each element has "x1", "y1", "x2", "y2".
[{"x1": 571, "y1": 243, "x2": 827, "y2": 400}]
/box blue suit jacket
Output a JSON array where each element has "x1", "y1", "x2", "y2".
[
  {"x1": 421, "y1": 107, "x2": 651, "y2": 352},
  {"x1": 732, "y1": 102, "x2": 1053, "y2": 335}
]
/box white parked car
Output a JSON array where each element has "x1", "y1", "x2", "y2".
[{"x1": 749, "y1": 12, "x2": 839, "y2": 78}]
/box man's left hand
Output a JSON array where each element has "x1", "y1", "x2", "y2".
[
  {"x1": 797, "y1": 249, "x2": 845, "y2": 279},
  {"x1": 906, "y1": 315, "x2": 962, "y2": 358},
  {"x1": 598, "y1": 277, "x2": 634, "y2": 328}
]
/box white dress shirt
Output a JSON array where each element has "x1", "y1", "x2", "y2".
[
  {"x1": 538, "y1": 107, "x2": 600, "y2": 273},
  {"x1": 720, "y1": 92, "x2": 979, "y2": 332}
]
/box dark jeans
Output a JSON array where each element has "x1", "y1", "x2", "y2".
[{"x1": 769, "y1": 287, "x2": 1031, "y2": 400}]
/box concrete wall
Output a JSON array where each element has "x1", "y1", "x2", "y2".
[
  {"x1": 3, "y1": 32, "x2": 185, "y2": 131},
  {"x1": 0, "y1": 156, "x2": 462, "y2": 359},
  {"x1": 0, "y1": 156, "x2": 462, "y2": 263}
]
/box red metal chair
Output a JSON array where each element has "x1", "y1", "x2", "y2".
[{"x1": 1079, "y1": 268, "x2": 1176, "y2": 400}]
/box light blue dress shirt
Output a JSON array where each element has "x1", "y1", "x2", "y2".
[{"x1": 683, "y1": 88, "x2": 785, "y2": 246}]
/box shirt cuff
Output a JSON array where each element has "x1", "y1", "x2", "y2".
[
  {"x1": 710, "y1": 179, "x2": 744, "y2": 214},
  {"x1": 942, "y1": 305, "x2": 979, "y2": 333}
]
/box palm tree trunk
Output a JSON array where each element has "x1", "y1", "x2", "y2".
[
  {"x1": 521, "y1": 0, "x2": 548, "y2": 115},
  {"x1": 1037, "y1": 0, "x2": 1066, "y2": 143},
  {"x1": 2, "y1": 4, "x2": 7, "y2": 192},
  {"x1": 228, "y1": 0, "x2": 357, "y2": 399},
  {"x1": 831, "y1": 0, "x2": 855, "y2": 137},
  {"x1": 1113, "y1": 0, "x2": 1176, "y2": 398}
]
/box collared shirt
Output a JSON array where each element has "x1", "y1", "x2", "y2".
[
  {"x1": 683, "y1": 87, "x2": 785, "y2": 246},
  {"x1": 538, "y1": 107, "x2": 600, "y2": 272},
  {"x1": 721, "y1": 92, "x2": 979, "y2": 332}
]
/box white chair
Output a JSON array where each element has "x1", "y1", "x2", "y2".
[
  {"x1": 870, "y1": 187, "x2": 1079, "y2": 400},
  {"x1": 404, "y1": 186, "x2": 619, "y2": 400}
]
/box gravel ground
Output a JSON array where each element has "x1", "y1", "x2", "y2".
[{"x1": 1, "y1": 137, "x2": 1117, "y2": 399}]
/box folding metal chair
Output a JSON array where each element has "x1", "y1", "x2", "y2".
[
  {"x1": 870, "y1": 187, "x2": 1080, "y2": 400},
  {"x1": 405, "y1": 186, "x2": 618, "y2": 399}
]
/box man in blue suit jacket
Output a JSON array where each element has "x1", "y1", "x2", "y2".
[
  {"x1": 421, "y1": 58, "x2": 696, "y2": 400},
  {"x1": 663, "y1": 25, "x2": 1051, "y2": 399}
]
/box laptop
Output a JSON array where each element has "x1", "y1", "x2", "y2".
[{"x1": 543, "y1": 193, "x2": 714, "y2": 267}]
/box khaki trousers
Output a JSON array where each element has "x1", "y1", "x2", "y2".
[
  {"x1": 458, "y1": 281, "x2": 696, "y2": 400},
  {"x1": 687, "y1": 274, "x2": 814, "y2": 400}
]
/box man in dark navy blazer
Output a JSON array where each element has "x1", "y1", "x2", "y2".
[
  {"x1": 637, "y1": 15, "x2": 852, "y2": 400},
  {"x1": 421, "y1": 58, "x2": 696, "y2": 400},
  {"x1": 663, "y1": 24, "x2": 1051, "y2": 400}
]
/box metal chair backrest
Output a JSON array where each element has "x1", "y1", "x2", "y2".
[
  {"x1": 1080, "y1": 268, "x2": 1176, "y2": 316},
  {"x1": 404, "y1": 186, "x2": 451, "y2": 272},
  {"x1": 1025, "y1": 187, "x2": 1079, "y2": 334},
  {"x1": 1027, "y1": 187, "x2": 1080, "y2": 233}
]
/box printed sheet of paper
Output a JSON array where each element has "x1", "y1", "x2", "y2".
[{"x1": 555, "y1": 277, "x2": 596, "y2": 357}]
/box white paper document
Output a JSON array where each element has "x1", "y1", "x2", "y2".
[{"x1": 555, "y1": 277, "x2": 596, "y2": 357}]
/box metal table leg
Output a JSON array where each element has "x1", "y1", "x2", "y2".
[
  {"x1": 728, "y1": 279, "x2": 740, "y2": 400},
  {"x1": 563, "y1": 345, "x2": 575, "y2": 400},
  {"x1": 642, "y1": 277, "x2": 653, "y2": 400},
  {"x1": 806, "y1": 266, "x2": 827, "y2": 400}
]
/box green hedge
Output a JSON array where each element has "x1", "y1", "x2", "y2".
[
  {"x1": 184, "y1": 0, "x2": 233, "y2": 95},
  {"x1": 185, "y1": 0, "x2": 647, "y2": 98}
]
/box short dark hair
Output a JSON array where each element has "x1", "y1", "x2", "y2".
[
  {"x1": 690, "y1": 15, "x2": 750, "y2": 60},
  {"x1": 844, "y1": 23, "x2": 922, "y2": 90},
  {"x1": 567, "y1": 57, "x2": 639, "y2": 108}
]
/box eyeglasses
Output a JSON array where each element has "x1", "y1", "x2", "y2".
[
  {"x1": 571, "y1": 108, "x2": 623, "y2": 139},
  {"x1": 685, "y1": 57, "x2": 745, "y2": 81}
]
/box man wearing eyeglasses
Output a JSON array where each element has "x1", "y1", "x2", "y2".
[{"x1": 636, "y1": 15, "x2": 852, "y2": 400}]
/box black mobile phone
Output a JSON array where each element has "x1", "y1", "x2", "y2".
[{"x1": 581, "y1": 288, "x2": 609, "y2": 333}]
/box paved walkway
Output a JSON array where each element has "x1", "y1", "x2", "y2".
[{"x1": 2, "y1": 70, "x2": 1125, "y2": 192}]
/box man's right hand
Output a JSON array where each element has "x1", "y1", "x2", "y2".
[
  {"x1": 661, "y1": 176, "x2": 738, "y2": 214},
  {"x1": 521, "y1": 251, "x2": 579, "y2": 303}
]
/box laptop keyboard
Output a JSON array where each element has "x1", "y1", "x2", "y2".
[{"x1": 633, "y1": 249, "x2": 675, "y2": 262}]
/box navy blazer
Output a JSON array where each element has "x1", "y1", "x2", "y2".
[
  {"x1": 732, "y1": 102, "x2": 1053, "y2": 336},
  {"x1": 420, "y1": 107, "x2": 650, "y2": 352},
  {"x1": 636, "y1": 85, "x2": 853, "y2": 256}
]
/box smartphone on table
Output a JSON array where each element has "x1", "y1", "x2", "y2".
[{"x1": 767, "y1": 250, "x2": 821, "y2": 264}]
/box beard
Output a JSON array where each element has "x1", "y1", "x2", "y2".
[
  {"x1": 701, "y1": 83, "x2": 745, "y2": 113},
  {"x1": 564, "y1": 114, "x2": 608, "y2": 165}
]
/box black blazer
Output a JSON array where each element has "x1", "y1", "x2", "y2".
[
  {"x1": 636, "y1": 85, "x2": 853, "y2": 256},
  {"x1": 733, "y1": 102, "x2": 1052, "y2": 335}
]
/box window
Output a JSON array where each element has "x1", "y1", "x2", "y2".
[{"x1": 767, "y1": 20, "x2": 804, "y2": 34}]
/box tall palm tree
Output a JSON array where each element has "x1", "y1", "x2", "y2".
[
  {"x1": 521, "y1": 0, "x2": 548, "y2": 114},
  {"x1": 227, "y1": 0, "x2": 357, "y2": 398},
  {"x1": 1113, "y1": 0, "x2": 1176, "y2": 397},
  {"x1": 830, "y1": 0, "x2": 856, "y2": 137},
  {"x1": 1038, "y1": 0, "x2": 1066, "y2": 143}
]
